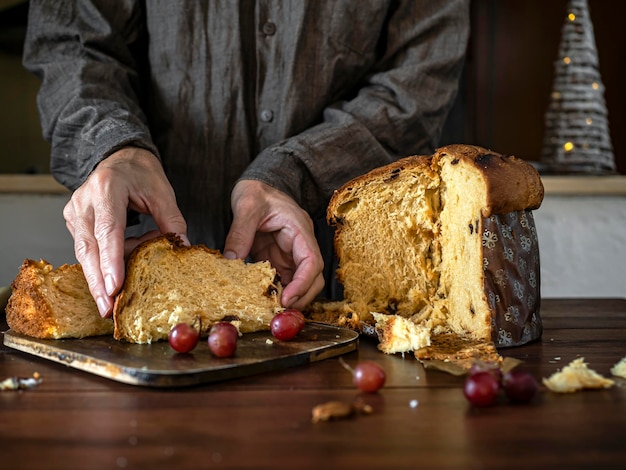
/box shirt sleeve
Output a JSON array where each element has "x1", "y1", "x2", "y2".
[
  {"x1": 23, "y1": 0, "x2": 156, "y2": 191},
  {"x1": 240, "y1": 0, "x2": 470, "y2": 219}
]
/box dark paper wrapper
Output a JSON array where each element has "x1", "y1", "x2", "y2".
[{"x1": 482, "y1": 210, "x2": 542, "y2": 347}]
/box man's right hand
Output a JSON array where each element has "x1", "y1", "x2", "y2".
[{"x1": 63, "y1": 147, "x2": 187, "y2": 318}]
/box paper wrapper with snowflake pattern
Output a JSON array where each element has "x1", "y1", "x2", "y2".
[{"x1": 482, "y1": 210, "x2": 542, "y2": 347}]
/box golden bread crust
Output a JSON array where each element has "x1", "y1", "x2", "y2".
[
  {"x1": 328, "y1": 144, "x2": 544, "y2": 225},
  {"x1": 6, "y1": 259, "x2": 59, "y2": 338},
  {"x1": 433, "y1": 144, "x2": 544, "y2": 215},
  {"x1": 6, "y1": 259, "x2": 113, "y2": 339}
]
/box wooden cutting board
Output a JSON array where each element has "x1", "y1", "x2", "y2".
[{"x1": 3, "y1": 323, "x2": 359, "y2": 388}]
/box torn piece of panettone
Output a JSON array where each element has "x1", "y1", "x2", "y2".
[
  {"x1": 543, "y1": 357, "x2": 614, "y2": 393},
  {"x1": 610, "y1": 356, "x2": 626, "y2": 379},
  {"x1": 415, "y1": 333, "x2": 502, "y2": 371}
]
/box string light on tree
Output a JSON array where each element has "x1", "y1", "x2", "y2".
[{"x1": 540, "y1": 0, "x2": 616, "y2": 174}]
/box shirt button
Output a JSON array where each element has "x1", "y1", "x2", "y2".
[
  {"x1": 260, "y1": 109, "x2": 274, "y2": 122},
  {"x1": 262, "y1": 21, "x2": 276, "y2": 36}
]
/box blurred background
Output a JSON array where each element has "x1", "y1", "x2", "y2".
[{"x1": 1, "y1": 0, "x2": 624, "y2": 174}]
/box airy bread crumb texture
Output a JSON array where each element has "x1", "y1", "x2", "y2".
[
  {"x1": 6, "y1": 259, "x2": 113, "y2": 339},
  {"x1": 113, "y1": 234, "x2": 283, "y2": 344},
  {"x1": 320, "y1": 144, "x2": 544, "y2": 357},
  {"x1": 372, "y1": 312, "x2": 431, "y2": 355}
]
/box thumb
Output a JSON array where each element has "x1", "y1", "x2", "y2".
[
  {"x1": 150, "y1": 198, "x2": 189, "y2": 244},
  {"x1": 223, "y1": 210, "x2": 258, "y2": 260}
]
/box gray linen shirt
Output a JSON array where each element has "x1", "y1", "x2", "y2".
[{"x1": 23, "y1": 0, "x2": 469, "y2": 292}]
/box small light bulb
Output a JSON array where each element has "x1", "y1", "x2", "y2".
[
  {"x1": 586, "y1": 118, "x2": 593, "y2": 125},
  {"x1": 568, "y1": 13, "x2": 576, "y2": 21},
  {"x1": 563, "y1": 56, "x2": 571, "y2": 65},
  {"x1": 592, "y1": 82, "x2": 599, "y2": 90},
  {"x1": 563, "y1": 142, "x2": 574, "y2": 152}
]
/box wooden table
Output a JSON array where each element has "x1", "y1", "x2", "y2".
[{"x1": 1, "y1": 299, "x2": 625, "y2": 470}]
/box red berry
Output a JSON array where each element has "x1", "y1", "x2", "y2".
[
  {"x1": 353, "y1": 360, "x2": 386, "y2": 393},
  {"x1": 463, "y1": 371, "x2": 500, "y2": 407},
  {"x1": 469, "y1": 361, "x2": 503, "y2": 384},
  {"x1": 502, "y1": 369, "x2": 538, "y2": 404},
  {"x1": 208, "y1": 322, "x2": 239, "y2": 358},
  {"x1": 282, "y1": 308, "x2": 306, "y2": 330},
  {"x1": 270, "y1": 311, "x2": 303, "y2": 341},
  {"x1": 168, "y1": 322, "x2": 200, "y2": 353}
]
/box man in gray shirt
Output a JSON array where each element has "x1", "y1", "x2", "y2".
[{"x1": 23, "y1": 1, "x2": 469, "y2": 317}]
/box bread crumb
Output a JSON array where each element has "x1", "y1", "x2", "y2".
[
  {"x1": 0, "y1": 372, "x2": 43, "y2": 391},
  {"x1": 311, "y1": 400, "x2": 373, "y2": 423},
  {"x1": 371, "y1": 312, "x2": 431, "y2": 354},
  {"x1": 409, "y1": 399, "x2": 419, "y2": 408},
  {"x1": 311, "y1": 401, "x2": 354, "y2": 423},
  {"x1": 611, "y1": 357, "x2": 626, "y2": 378},
  {"x1": 265, "y1": 338, "x2": 274, "y2": 345},
  {"x1": 543, "y1": 357, "x2": 614, "y2": 393}
]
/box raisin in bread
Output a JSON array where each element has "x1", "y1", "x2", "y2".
[
  {"x1": 113, "y1": 233, "x2": 283, "y2": 343},
  {"x1": 309, "y1": 144, "x2": 544, "y2": 362},
  {"x1": 6, "y1": 259, "x2": 114, "y2": 339}
]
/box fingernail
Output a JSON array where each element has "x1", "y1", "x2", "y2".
[
  {"x1": 96, "y1": 296, "x2": 111, "y2": 318},
  {"x1": 223, "y1": 250, "x2": 237, "y2": 260},
  {"x1": 105, "y1": 274, "x2": 116, "y2": 296},
  {"x1": 178, "y1": 233, "x2": 191, "y2": 246}
]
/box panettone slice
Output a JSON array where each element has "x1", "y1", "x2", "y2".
[{"x1": 309, "y1": 144, "x2": 544, "y2": 365}]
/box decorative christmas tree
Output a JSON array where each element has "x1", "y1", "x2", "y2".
[{"x1": 541, "y1": 0, "x2": 616, "y2": 174}]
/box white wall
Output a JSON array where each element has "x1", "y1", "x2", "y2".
[
  {"x1": 1, "y1": 193, "x2": 625, "y2": 299},
  {"x1": 533, "y1": 196, "x2": 626, "y2": 298},
  {"x1": 0, "y1": 194, "x2": 75, "y2": 287}
]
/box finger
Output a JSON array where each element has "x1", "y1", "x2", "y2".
[
  {"x1": 91, "y1": 184, "x2": 130, "y2": 305},
  {"x1": 139, "y1": 179, "x2": 188, "y2": 244},
  {"x1": 282, "y1": 268, "x2": 325, "y2": 309},
  {"x1": 69, "y1": 198, "x2": 113, "y2": 318},
  {"x1": 223, "y1": 199, "x2": 262, "y2": 260},
  {"x1": 280, "y1": 233, "x2": 325, "y2": 308},
  {"x1": 123, "y1": 230, "x2": 162, "y2": 257}
]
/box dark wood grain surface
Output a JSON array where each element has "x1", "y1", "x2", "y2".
[{"x1": 2, "y1": 298, "x2": 625, "y2": 470}]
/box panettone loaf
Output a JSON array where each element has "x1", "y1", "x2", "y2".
[
  {"x1": 316, "y1": 144, "x2": 544, "y2": 358},
  {"x1": 6, "y1": 259, "x2": 113, "y2": 339},
  {"x1": 113, "y1": 233, "x2": 283, "y2": 343}
]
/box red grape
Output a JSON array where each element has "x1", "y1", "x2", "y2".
[
  {"x1": 353, "y1": 360, "x2": 386, "y2": 393},
  {"x1": 208, "y1": 322, "x2": 239, "y2": 357},
  {"x1": 502, "y1": 369, "x2": 538, "y2": 403},
  {"x1": 168, "y1": 322, "x2": 200, "y2": 353},
  {"x1": 282, "y1": 308, "x2": 306, "y2": 330},
  {"x1": 469, "y1": 361, "x2": 503, "y2": 384},
  {"x1": 463, "y1": 371, "x2": 500, "y2": 407},
  {"x1": 270, "y1": 311, "x2": 304, "y2": 341}
]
